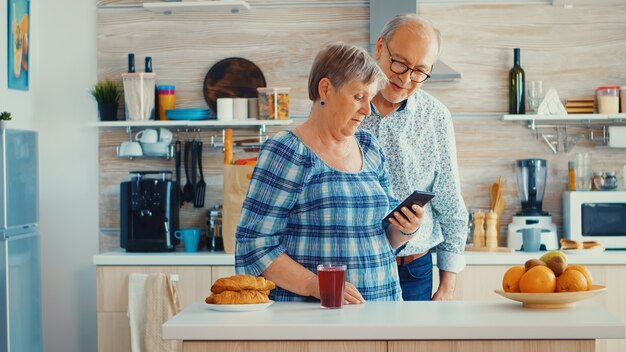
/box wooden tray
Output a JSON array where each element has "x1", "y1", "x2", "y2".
[
  {"x1": 494, "y1": 285, "x2": 606, "y2": 309},
  {"x1": 203, "y1": 57, "x2": 266, "y2": 113},
  {"x1": 465, "y1": 245, "x2": 514, "y2": 253}
]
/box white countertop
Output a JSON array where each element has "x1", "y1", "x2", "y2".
[
  {"x1": 94, "y1": 250, "x2": 626, "y2": 266},
  {"x1": 162, "y1": 300, "x2": 624, "y2": 341}
]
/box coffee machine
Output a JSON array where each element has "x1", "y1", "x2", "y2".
[
  {"x1": 507, "y1": 159, "x2": 559, "y2": 251},
  {"x1": 120, "y1": 171, "x2": 179, "y2": 252}
]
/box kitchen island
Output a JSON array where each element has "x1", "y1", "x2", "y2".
[{"x1": 162, "y1": 300, "x2": 624, "y2": 352}]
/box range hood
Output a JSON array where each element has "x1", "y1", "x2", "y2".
[{"x1": 369, "y1": 0, "x2": 462, "y2": 81}]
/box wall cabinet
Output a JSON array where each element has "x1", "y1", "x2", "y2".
[{"x1": 96, "y1": 265, "x2": 236, "y2": 352}]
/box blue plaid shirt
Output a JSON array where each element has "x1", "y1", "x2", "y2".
[{"x1": 235, "y1": 129, "x2": 402, "y2": 302}]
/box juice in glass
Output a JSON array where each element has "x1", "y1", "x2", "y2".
[{"x1": 317, "y1": 264, "x2": 346, "y2": 309}]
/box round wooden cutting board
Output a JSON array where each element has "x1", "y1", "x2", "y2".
[{"x1": 203, "y1": 57, "x2": 266, "y2": 113}]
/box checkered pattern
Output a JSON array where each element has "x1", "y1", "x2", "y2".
[{"x1": 236, "y1": 130, "x2": 402, "y2": 302}]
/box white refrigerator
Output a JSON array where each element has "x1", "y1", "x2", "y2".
[{"x1": 0, "y1": 129, "x2": 42, "y2": 351}]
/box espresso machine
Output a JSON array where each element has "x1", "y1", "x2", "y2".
[
  {"x1": 120, "y1": 171, "x2": 179, "y2": 252},
  {"x1": 507, "y1": 159, "x2": 559, "y2": 251}
]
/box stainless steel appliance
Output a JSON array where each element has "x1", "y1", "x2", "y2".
[
  {"x1": 0, "y1": 129, "x2": 42, "y2": 351},
  {"x1": 120, "y1": 171, "x2": 179, "y2": 252},
  {"x1": 563, "y1": 191, "x2": 626, "y2": 249},
  {"x1": 206, "y1": 205, "x2": 223, "y2": 251},
  {"x1": 507, "y1": 159, "x2": 558, "y2": 251}
]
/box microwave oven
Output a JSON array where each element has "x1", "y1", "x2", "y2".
[{"x1": 563, "y1": 191, "x2": 626, "y2": 249}]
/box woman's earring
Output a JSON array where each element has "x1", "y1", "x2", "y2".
[{"x1": 320, "y1": 100, "x2": 325, "y2": 106}]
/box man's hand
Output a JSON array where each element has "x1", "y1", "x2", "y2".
[{"x1": 431, "y1": 270, "x2": 456, "y2": 301}]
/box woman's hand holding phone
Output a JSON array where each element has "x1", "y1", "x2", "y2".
[{"x1": 387, "y1": 204, "x2": 425, "y2": 234}]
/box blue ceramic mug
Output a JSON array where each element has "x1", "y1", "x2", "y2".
[{"x1": 174, "y1": 228, "x2": 201, "y2": 252}]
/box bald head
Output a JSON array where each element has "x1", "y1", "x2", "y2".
[{"x1": 379, "y1": 14, "x2": 442, "y2": 56}]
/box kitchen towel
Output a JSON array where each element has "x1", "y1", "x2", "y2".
[
  {"x1": 128, "y1": 273, "x2": 181, "y2": 352},
  {"x1": 127, "y1": 273, "x2": 149, "y2": 352},
  {"x1": 143, "y1": 273, "x2": 182, "y2": 352}
]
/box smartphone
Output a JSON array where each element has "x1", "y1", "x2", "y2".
[{"x1": 382, "y1": 190, "x2": 435, "y2": 226}]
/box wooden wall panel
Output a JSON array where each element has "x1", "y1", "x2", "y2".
[{"x1": 97, "y1": 1, "x2": 626, "y2": 252}]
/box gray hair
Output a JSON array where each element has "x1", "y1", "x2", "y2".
[
  {"x1": 380, "y1": 14, "x2": 442, "y2": 55},
  {"x1": 308, "y1": 42, "x2": 387, "y2": 101}
]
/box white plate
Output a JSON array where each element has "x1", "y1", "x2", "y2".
[
  {"x1": 561, "y1": 246, "x2": 605, "y2": 254},
  {"x1": 205, "y1": 300, "x2": 274, "y2": 312}
]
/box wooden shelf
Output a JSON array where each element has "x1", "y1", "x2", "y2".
[
  {"x1": 89, "y1": 119, "x2": 293, "y2": 128},
  {"x1": 503, "y1": 113, "x2": 626, "y2": 121},
  {"x1": 143, "y1": 1, "x2": 250, "y2": 14}
]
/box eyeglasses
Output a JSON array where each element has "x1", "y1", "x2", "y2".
[{"x1": 384, "y1": 41, "x2": 431, "y2": 83}]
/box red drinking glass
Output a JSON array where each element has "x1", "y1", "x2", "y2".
[{"x1": 317, "y1": 264, "x2": 347, "y2": 309}]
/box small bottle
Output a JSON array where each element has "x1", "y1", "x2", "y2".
[
  {"x1": 509, "y1": 48, "x2": 526, "y2": 114},
  {"x1": 145, "y1": 56, "x2": 153, "y2": 73},
  {"x1": 568, "y1": 161, "x2": 577, "y2": 191},
  {"x1": 592, "y1": 172, "x2": 604, "y2": 191},
  {"x1": 472, "y1": 211, "x2": 485, "y2": 247},
  {"x1": 485, "y1": 211, "x2": 498, "y2": 248},
  {"x1": 128, "y1": 53, "x2": 135, "y2": 73}
]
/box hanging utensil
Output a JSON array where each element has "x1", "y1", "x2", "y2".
[
  {"x1": 190, "y1": 139, "x2": 198, "y2": 204},
  {"x1": 183, "y1": 140, "x2": 194, "y2": 203},
  {"x1": 174, "y1": 140, "x2": 183, "y2": 206},
  {"x1": 194, "y1": 140, "x2": 206, "y2": 208}
]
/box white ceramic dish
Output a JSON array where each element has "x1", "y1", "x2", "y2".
[
  {"x1": 561, "y1": 246, "x2": 605, "y2": 254},
  {"x1": 494, "y1": 285, "x2": 606, "y2": 309},
  {"x1": 205, "y1": 300, "x2": 274, "y2": 312}
]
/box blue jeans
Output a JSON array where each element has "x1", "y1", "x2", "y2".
[{"x1": 397, "y1": 253, "x2": 433, "y2": 301}]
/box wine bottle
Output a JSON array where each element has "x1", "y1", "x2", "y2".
[
  {"x1": 509, "y1": 48, "x2": 525, "y2": 114},
  {"x1": 128, "y1": 53, "x2": 135, "y2": 73}
]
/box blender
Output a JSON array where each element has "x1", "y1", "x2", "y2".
[{"x1": 507, "y1": 159, "x2": 559, "y2": 251}]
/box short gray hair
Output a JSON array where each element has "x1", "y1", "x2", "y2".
[
  {"x1": 308, "y1": 42, "x2": 387, "y2": 101},
  {"x1": 380, "y1": 14, "x2": 442, "y2": 55}
]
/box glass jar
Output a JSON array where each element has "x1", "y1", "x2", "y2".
[
  {"x1": 596, "y1": 86, "x2": 620, "y2": 114},
  {"x1": 592, "y1": 172, "x2": 604, "y2": 191},
  {"x1": 257, "y1": 87, "x2": 290, "y2": 120},
  {"x1": 603, "y1": 171, "x2": 618, "y2": 190}
]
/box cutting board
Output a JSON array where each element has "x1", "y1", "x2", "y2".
[{"x1": 465, "y1": 245, "x2": 514, "y2": 253}]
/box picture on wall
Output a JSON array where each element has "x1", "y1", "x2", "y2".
[{"x1": 7, "y1": 0, "x2": 29, "y2": 91}]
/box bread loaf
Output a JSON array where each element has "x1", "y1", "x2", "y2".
[
  {"x1": 211, "y1": 274, "x2": 276, "y2": 294},
  {"x1": 560, "y1": 238, "x2": 583, "y2": 250},
  {"x1": 582, "y1": 241, "x2": 602, "y2": 250},
  {"x1": 205, "y1": 290, "x2": 270, "y2": 305}
]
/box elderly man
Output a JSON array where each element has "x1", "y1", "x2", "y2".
[{"x1": 361, "y1": 14, "x2": 468, "y2": 301}]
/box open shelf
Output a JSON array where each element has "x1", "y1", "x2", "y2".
[
  {"x1": 89, "y1": 119, "x2": 293, "y2": 128},
  {"x1": 503, "y1": 113, "x2": 626, "y2": 121},
  {"x1": 143, "y1": 0, "x2": 250, "y2": 14}
]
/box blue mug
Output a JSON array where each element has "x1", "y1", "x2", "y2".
[{"x1": 174, "y1": 228, "x2": 201, "y2": 252}]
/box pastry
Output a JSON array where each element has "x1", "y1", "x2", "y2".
[
  {"x1": 211, "y1": 274, "x2": 276, "y2": 294},
  {"x1": 205, "y1": 289, "x2": 270, "y2": 305},
  {"x1": 560, "y1": 238, "x2": 583, "y2": 250},
  {"x1": 582, "y1": 241, "x2": 603, "y2": 250}
]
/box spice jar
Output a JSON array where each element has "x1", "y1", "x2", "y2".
[
  {"x1": 596, "y1": 86, "x2": 620, "y2": 114},
  {"x1": 603, "y1": 171, "x2": 617, "y2": 190},
  {"x1": 567, "y1": 161, "x2": 576, "y2": 191},
  {"x1": 592, "y1": 172, "x2": 604, "y2": 191}
]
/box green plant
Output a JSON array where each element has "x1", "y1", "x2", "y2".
[
  {"x1": 0, "y1": 111, "x2": 11, "y2": 121},
  {"x1": 90, "y1": 79, "x2": 122, "y2": 104}
]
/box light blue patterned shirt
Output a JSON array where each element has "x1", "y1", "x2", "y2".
[
  {"x1": 361, "y1": 89, "x2": 468, "y2": 273},
  {"x1": 235, "y1": 129, "x2": 402, "y2": 302}
]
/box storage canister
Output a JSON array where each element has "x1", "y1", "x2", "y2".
[
  {"x1": 257, "y1": 87, "x2": 290, "y2": 120},
  {"x1": 596, "y1": 86, "x2": 620, "y2": 114}
]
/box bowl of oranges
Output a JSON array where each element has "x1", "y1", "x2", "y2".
[{"x1": 494, "y1": 251, "x2": 606, "y2": 308}]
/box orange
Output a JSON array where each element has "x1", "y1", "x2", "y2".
[
  {"x1": 556, "y1": 269, "x2": 588, "y2": 292},
  {"x1": 565, "y1": 265, "x2": 593, "y2": 290},
  {"x1": 502, "y1": 266, "x2": 526, "y2": 292},
  {"x1": 519, "y1": 266, "x2": 556, "y2": 293}
]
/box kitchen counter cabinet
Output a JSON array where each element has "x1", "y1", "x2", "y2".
[
  {"x1": 162, "y1": 300, "x2": 624, "y2": 352},
  {"x1": 96, "y1": 265, "x2": 235, "y2": 352},
  {"x1": 454, "y1": 264, "x2": 626, "y2": 352}
]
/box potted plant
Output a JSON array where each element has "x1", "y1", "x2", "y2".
[
  {"x1": 0, "y1": 111, "x2": 11, "y2": 129},
  {"x1": 90, "y1": 79, "x2": 122, "y2": 121}
]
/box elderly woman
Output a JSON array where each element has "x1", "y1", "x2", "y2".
[{"x1": 235, "y1": 42, "x2": 424, "y2": 303}]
